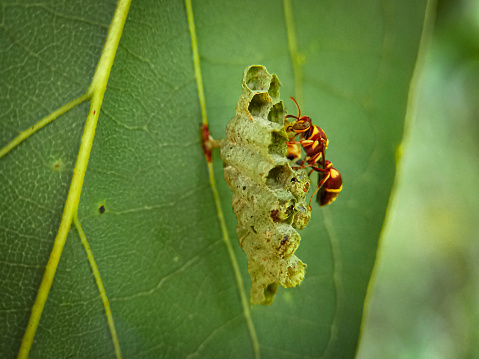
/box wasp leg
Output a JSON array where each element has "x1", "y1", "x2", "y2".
[
  {"x1": 307, "y1": 168, "x2": 330, "y2": 210},
  {"x1": 291, "y1": 160, "x2": 323, "y2": 171}
]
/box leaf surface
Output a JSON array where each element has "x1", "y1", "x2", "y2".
[{"x1": 0, "y1": 0, "x2": 428, "y2": 358}]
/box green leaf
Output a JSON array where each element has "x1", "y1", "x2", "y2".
[{"x1": 0, "y1": 1, "x2": 429, "y2": 358}]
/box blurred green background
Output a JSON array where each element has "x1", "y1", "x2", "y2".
[{"x1": 357, "y1": 0, "x2": 479, "y2": 358}]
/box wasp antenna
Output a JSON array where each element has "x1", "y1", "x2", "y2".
[
  {"x1": 285, "y1": 114, "x2": 300, "y2": 121},
  {"x1": 290, "y1": 97, "x2": 301, "y2": 118}
]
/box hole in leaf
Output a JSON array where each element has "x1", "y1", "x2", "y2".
[{"x1": 51, "y1": 159, "x2": 64, "y2": 171}]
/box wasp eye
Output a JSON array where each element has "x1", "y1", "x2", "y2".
[{"x1": 294, "y1": 122, "x2": 310, "y2": 131}]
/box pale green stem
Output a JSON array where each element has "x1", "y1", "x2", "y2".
[
  {"x1": 0, "y1": 94, "x2": 89, "y2": 159},
  {"x1": 185, "y1": 1, "x2": 260, "y2": 358},
  {"x1": 16, "y1": 0, "x2": 131, "y2": 357},
  {"x1": 283, "y1": 0, "x2": 303, "y2": 106},
  {"x1": 185, "y1": 0, "x2": 208, "y2": 125},
  {"x1": 73, "y1": 213, "x2": 122, "y2": 359}
]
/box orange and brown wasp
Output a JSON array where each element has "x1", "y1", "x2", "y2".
[{"x1": 285, "y1": 97, "x2": 342, "y2": 209}]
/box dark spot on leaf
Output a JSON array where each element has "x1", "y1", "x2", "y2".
[
  {"x1": 243, "y1": 186, "x2": 246, "y2": 190},
  {"x1": 99, "y1": 205, "x2": 105, "y2": 214},
  {"x1": 52, "y1": 160, "x2": 63, "y2": 171},
  {"x1": 251, "y1": 226, "x2": 257, "y2": 234}
]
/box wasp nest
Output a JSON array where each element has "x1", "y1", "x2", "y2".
[{"x1": 220, "y1": 65, "x2": 311, "y2": 305}]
